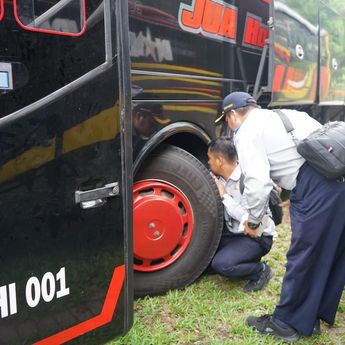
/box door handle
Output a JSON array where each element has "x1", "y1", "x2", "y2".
[{"x1": 75, "y1": 182, "x2": 120, "y2": 209}]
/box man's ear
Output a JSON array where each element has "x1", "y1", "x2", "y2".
[{"x1": 216, "y1": 155, "x2": 224, "y2": 166}]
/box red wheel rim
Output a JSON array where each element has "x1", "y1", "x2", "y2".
[{"x1": 133, "y1": 180, "x2": 194, "y2": 272}]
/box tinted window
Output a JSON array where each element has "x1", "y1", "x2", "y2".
[
  {"x1": 15, "y1": 0, "x2": 86, "y2": 36},
  {"x1": 1, "y1": 0, "x2": 106, "y2": 117},
  {"x1": 319, "y1": 1, "x2": 345, "y2": 104}
]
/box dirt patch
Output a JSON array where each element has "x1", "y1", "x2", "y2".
[{"x1": 161, "y1": 304, "x2": 175, "y2": 333}]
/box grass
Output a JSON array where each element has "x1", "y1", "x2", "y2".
[{"x1": 109, "y1": 211, "x2": 345, "y2": 345}]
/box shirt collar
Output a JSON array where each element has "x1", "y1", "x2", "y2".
[
  {"x1": 227, "y1": 164, "x2": 241, "y2": 182},
  {"x1": 234, "y1": 108, "x2": 257, "y2": 137}
]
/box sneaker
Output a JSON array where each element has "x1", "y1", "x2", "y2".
[
  {"x1": 247, "y1": 314, "x2": 299, "y2": 342},
  {"x1": 243, "y1": 263, "x2": 274, "y2": 292}
]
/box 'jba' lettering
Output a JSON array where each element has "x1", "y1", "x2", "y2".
[{"x1": 178, "y1": 0, "x2": 238, "y2": 43}]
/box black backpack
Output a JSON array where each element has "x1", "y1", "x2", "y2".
[
  {"x1": 275, "y1": 109, "x2": 345, "y2": 180},
  {"x1": 239, "y1": 174, "x2": 283, "y2": 226}
]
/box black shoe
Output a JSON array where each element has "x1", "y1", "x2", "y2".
[
  {"x1": 313, "y1": 319, "x2": 321, "y2": 335},
  {"x1": 247, "y1": 314, "x2": 299, "y2": 342},
  {"x1": 243, "y1": 263, "x2": 274, "y2": 292}
]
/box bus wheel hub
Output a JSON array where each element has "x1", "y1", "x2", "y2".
[{"x1": 133, "y1": 180, "x2": 194, "y2": 272}]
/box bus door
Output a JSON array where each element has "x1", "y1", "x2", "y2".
[
  {"x1": 0, "y1": 0, "x2": 132, "y2": 344},
  {"x1": 269, "y1": 0, "x2": 319, "y2": 106}
]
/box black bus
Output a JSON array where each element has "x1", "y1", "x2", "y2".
[{"x1": 129, "y1": 0, "x2": 345, "y2": 297}]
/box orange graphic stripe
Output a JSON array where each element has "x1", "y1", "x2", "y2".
[{"x1": 33, "y1": 265, "x2": 125, "y2": 345}]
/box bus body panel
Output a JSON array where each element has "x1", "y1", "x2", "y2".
[{"x1": 0, "y1": 0, "x2": 132, "y2": 343}]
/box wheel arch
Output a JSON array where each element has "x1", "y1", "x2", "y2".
[{"x1": 133, "y1": 122, "x2": 211, "y2": 175}]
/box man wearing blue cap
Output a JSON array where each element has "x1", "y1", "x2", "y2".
[{"x1": 218, "y1": 91, "x2": 345, "y2": 342}]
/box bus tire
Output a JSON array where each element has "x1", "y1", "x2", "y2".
[{"x1": 133, "y1": 145, "x2": 223, "y2": 297}]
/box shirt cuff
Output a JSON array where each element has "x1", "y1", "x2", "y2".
[
  {"x1": 222, "y1": 193, "x2": 230, "y2": 201},
  {"x1": 238, "y1": 213, "x2": 249, "y2": 232}
]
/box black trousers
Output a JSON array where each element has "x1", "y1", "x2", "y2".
[
  {"x1": 211, "y1": 231, "x2": 273, "y2": 281},
  {"x1": 273, "y1": 164, "x2": 345, "y2": 336}
]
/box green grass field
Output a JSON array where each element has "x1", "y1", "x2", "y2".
[{"x1": 110, "y1": 213, "x2": 345, "y2": 345}]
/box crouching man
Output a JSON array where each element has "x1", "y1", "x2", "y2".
[{"x1": 207, "y1": 137, "x2": 276, "y2": 292}]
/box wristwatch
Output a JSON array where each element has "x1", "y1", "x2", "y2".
[{"x1": 247, "y1": 222, "x2": 260, "y2": 230}]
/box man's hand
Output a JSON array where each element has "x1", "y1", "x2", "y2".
[
  {"x1": 279, "y1": 199, "x2": 290, "y2": 207},
  {"x1": 211, "y1": 173, "x2": 226, "y2": 198},
  {"x1": 243, "y1": 220, "x2": 260, "y2": 238}
]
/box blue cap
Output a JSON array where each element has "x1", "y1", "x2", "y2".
[{"x1": 215, "y1": 92, "x2": 257, "y2": 123}]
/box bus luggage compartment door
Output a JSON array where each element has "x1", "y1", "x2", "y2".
[{"x1": 0, "y1": 0, "x2": 132, "y2": 344}]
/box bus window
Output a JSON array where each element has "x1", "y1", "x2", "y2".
[
  {"x1": 14, "y1": 0, "x2": 86, "y2": 36},
  {"x1": 2, "y1": 0, "x2": 106, "y2": 117},
  {"x1": 270, "y1": 0, "x2": 318, "y2": 106},
  {"x1": 319, "y1": 1, "x2": 345, "y2": 104}
]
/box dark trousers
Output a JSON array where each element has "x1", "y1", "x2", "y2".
[
  {"x1": 211, "y1": 231, "x2": 273, "y2": 281},
  {"x1": 273, "y1": 164, "x2": 345, "y2": 336}
]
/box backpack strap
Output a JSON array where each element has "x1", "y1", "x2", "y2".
[
  {"x1": 239, "y1": 174, "x2": 245, "y2": 194},
  {"x1": 273, "y1": 109, "x2": 299, "y2": 145}
]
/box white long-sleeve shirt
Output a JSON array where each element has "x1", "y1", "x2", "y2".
[
  {"x1": 221, "y1": 165, "x2": 277, "y2": 237},
  {"x1": 234, "y1": 108, "x2": 322, "y2": 224}
]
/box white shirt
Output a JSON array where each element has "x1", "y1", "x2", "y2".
[
  {"x1": 221, "y1": 165, "x2": 277, "y2": 237},
  {"x1": 234, "y1": 108, "x2": 322, "y2": 224}
]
